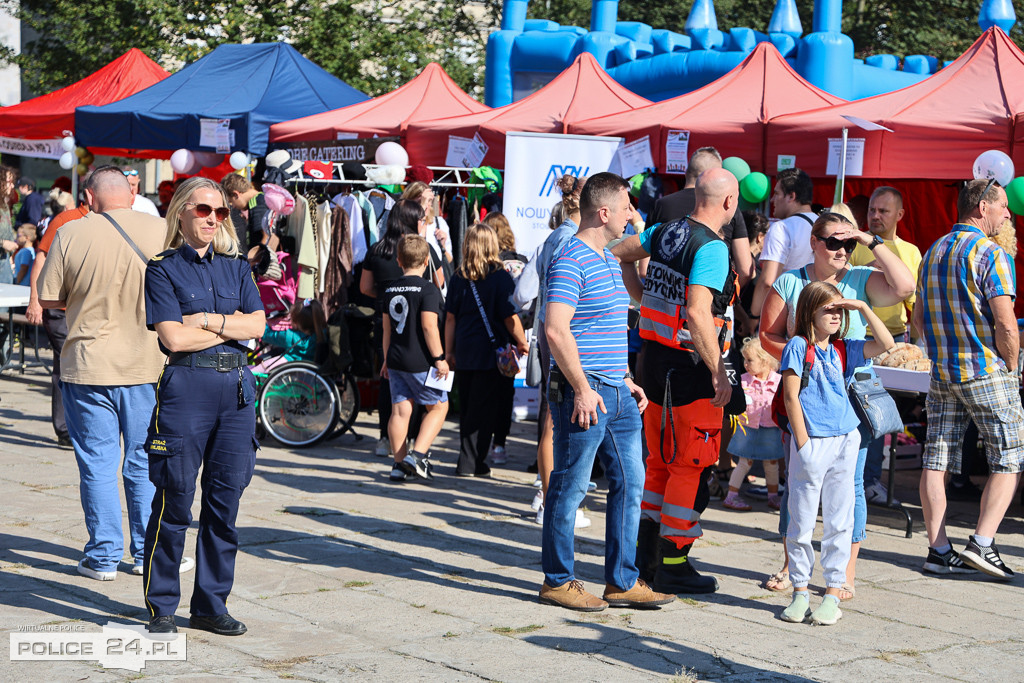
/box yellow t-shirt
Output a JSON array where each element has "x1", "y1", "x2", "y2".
[{"x1": 849, "y1": 236, "x2": 922, "y2": 336}]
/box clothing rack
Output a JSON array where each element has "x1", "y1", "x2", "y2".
[{"x1": 283, "y1": 164, "x2": 495, "y2": 189}]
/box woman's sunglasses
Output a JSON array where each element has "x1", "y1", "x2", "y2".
[
  {"x1": 185, "y1": 202, "x2": 230, "y2": 221},
  {"x1": 819, "y1": 235, "x2": 858, "y2": 253}
]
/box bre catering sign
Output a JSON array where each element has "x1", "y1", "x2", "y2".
[
  {"x1": 503, "y1": 132, "x2": 623, "y2": 257},
  {"x1": 270, "y1": 136, "x2": 399, "y2": 164}
]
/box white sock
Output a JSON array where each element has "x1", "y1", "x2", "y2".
[{"x1": 973, "y1": 534, "x2": 994, "y2": 547}]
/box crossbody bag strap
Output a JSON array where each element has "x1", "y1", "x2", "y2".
[
  {"x1": 101, "y1": 212, "x2": 148, "y2": 264},
  {"x1": 468, "y1": 280, "x2": 498, "y2": 349},
  {"x1": 794, "y1": 213, "x2": 815, "y2": 227}
]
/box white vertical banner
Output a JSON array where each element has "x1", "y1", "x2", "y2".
[{"x1": 504, "y1": 131, "x2": 623, "y2": 257}]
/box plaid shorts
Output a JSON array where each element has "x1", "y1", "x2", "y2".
[{"x1": 923, "y1": 369, "x2": 1024, "y2": 474}]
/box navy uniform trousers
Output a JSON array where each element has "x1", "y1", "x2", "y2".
[{"x1": 142, "y1": 362, "x2": 258, "y2": 618}]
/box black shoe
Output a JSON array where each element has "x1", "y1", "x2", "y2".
[
  {"x1": 960, "y1": 538, "x2": 1015, "y2": 580},
  {"x1": 189, "y1": 613, "x2": 247, "y2": 636},
  {"x1": 652, "y1": 540, "x2": 719, "y2": 594},
  {"x1": 148, "y1": 615, "x2": 177, "y2": 634},
  {"x1": 946, "y1": 480, "x2": 984, "y2": 502},
  {"x1": 922, "y1": 547, "x2": 978, "y2": 575},
  {"x1": 57, "y1": 435, "x2": 73, "y2": 450}
]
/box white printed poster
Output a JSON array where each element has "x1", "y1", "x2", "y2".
[
  {"x1": 504, "y1": 131, "x2": 623, "y2": 257},
  {"x1": 826, "y1": 137, "x2": 865, "y2": 176},
  {"x1": 665, "y1": 130, "x2": 690, "y2": 174},
  {"x1": 445, "y1": 136, "x2": 472, "y2": 166},
  {"x1": 461, "y1": 132, "x2": 488, "y2": 168},
  {"x1": 616, "y1": 135, "x2": 654, "y2": 178}
]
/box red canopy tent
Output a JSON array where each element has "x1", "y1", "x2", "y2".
[
  {"x1": 268, "y1": 62, "x2": 487, "y2": 143},
  {"x1": 569, "y1": 42, "x2": 844, "y2": 173},
  {"x1": 0, "y1": 48, "x2": 170, "y2": 159},
  {"x1": 767, "y1": 28, "x2": 1024, "y2": 312},
  {"x1": 404, "y1": 53, "x2": 650, "y2": 167}
]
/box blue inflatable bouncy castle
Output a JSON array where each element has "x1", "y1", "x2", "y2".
[{"x1": 485, "y1": 0, "x2": 1018, "y2": 106}]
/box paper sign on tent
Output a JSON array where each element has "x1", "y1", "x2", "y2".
[
  {"x1": 665, "y1": 130, "x2": 690, "y2": 174},
  {"x1": 617, "y1": 136, "x2": 654, "y2": 178},
  {"x1": 445, "y1": 136, "x2": 472, "y2": 166},
  {"x1": 461, "y1": 133, "x2": 488, "y2": 168},
  {"x1": 826, "y1": 138, "x2": 865, "y2": 176}
]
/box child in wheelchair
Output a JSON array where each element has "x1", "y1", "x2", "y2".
[{"x1": 251, "y1": 298, "x2": 327, "y2": 376}]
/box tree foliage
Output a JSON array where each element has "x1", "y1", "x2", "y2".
[{"x1": 2, "y1": 0, "x2": 1023, "y2": 101}]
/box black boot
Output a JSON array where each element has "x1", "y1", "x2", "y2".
[
  {"x1": 652, "y1": 538, "x2": 719, "y2": 594},
  {"x1": 636, "y1": 518, "x2": 662, "y2": 584}
]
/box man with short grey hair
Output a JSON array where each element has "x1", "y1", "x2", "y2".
[
  {"x1": 38, "y1": 166, "x2": 192, "y2": 581},
  {"x1": 122, "y1": 166, "x2": 160, "y2": 217}
]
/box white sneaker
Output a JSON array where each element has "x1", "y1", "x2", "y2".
[
  {"x1": 77, "y1": 559, "x2": 116, "y2": 581},
  {"x1": 375, "y1": 438, "x2": 391, "y2": 457},
  {"x1": 535, "y1": 503, "x2": 544, "y2": 525},
  {"x1": 531, "y1": 489, "x2": 544, "y2": 512},
  {"x1": 587, "y1": 481, "x2": 597, "y2": 493},
  {"x1": 490, "y1": 445, "x2": 508, "y2": 465},
  {"x1": 533, "y1": 477, "x2": 542, "y2": 488},
  {"x1": 132, "y1": 557, "x2": 196, "y2": 576},
  {"x1": 575, "y1": 509, "x2": 591, "y2": 529},
  {"x1": 865, "y1": 480, "x2": 900, "y2": 505}
]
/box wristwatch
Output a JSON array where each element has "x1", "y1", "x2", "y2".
[
  {"x1": 867, "y1": 234, "x2": 884, "y2": 251},
  {"x1": 432, "y1": 354, "x2": 446, "y2": 363}
]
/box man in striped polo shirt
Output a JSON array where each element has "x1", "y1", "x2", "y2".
[
  {"x1": 914, "y1": 178, "x2": 1022, "y2": 580},
  {"x1": 539, "y1": 172, "x2": 673, "y2": 612}
]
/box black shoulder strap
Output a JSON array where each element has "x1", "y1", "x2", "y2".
[
  {"x1": 101, "y1": 212, "x2": 148, "y2": 264},
  {"x1": 794, "y1": 213, "x2": 815, "y2": 227}
]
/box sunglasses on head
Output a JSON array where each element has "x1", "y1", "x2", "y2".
[
  {"x1": 977, "y1": 177, "x2": 997, "y2": 210},
  {"x1": 123, "y1": 169, "x2": 138, "y2": 177},
  {"x1": 820, "y1": 235, "x2": 858, "y2": 253},
  {"x1": 185, "y1": 202, "x2": 230, "y2": 221}
]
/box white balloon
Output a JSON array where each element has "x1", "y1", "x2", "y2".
[
  {"x1": 229, "y1": 151, "x2": 250, "y2": 170},
  {"x1": 59, "y1": 151, "x2": 75, "y2": 170},
  {"x1": 973, "y1": 149, "x2": 1015, "y2": 187},
  {"x1": 61, "y1": 136, "x2": 76, "y2": 153},
  {"x1": 194, "y1": 151, "x2": 223, "y2": 168},
  {"x1": 374, "y1": 141, "x2": 409, "y2": 167},
  {"x1": 170, "y1": 149, "x2": 196, "y2": 175}
]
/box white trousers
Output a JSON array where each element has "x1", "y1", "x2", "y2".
[{"x1": 785, "y1": 430, "x2": 860, "y2": 589}]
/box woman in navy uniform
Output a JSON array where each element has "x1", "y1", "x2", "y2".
[{"x1": 142, "y1": 176, "x2": 265, "y2": 636}]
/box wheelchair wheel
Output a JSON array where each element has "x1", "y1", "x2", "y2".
[
  {"x1": 334, "y1": 372, "x2": 361, "y2": 435},
  {"x1": 259, "y1": 361, "x2": 338, "y2": 447}
]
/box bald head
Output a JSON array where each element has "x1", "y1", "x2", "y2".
[
  {"x1": 692, "y1": 168, "x2": 739, "y2": 231},
  {"x1": 85, "y1": 166, "x2": 133, "y2": 213}
]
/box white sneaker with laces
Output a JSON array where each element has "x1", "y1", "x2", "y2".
[
  {"x1": 575, "y1": 509, "x2": 591, "y2": 529},
  {"x1": 531, "y1": 489, "x2": 544, "y2": 512},
  {"x1": 77, "y1": 559, "x2": 116, "y2": 581},
  {"x1": 132, "y1": 557, "x2": 195, "y2": 576},
  {"x1": 535, "y1": 502, "x2": 544, "y2": 525}
]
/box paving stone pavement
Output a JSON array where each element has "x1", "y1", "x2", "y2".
[{"x1": 1, "y1": 358, "x2": 1022, "y2": 681}]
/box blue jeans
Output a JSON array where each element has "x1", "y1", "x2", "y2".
[
  {"x1": 779, "y1": 420, "x2": 871, "y2": 544},
  {"x1": 62, "y1": 382, "x2": 157, "y2": 570},
  {"x1": 542, "y1": 378, "x2": 645, "y2": 589}
]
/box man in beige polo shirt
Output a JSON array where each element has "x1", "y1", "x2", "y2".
[{"x1": 38, "y1": 166, "x2": 190, "y2": 581}]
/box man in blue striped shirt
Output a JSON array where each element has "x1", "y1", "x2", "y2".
[
  {"x1": 539, "y1": 172, "x2": 673, "y2": 613},
  {"x1": 914, "y1": 178, "x2": 1022, "y2": 580}
]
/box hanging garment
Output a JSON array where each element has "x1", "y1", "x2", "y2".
[{"x1": 318, "y1": 207, "x2": 352, "y2": 318}]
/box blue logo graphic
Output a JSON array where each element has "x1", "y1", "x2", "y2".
[{"x1": 540, "y1": 165, "x2": 590, "y2": 197}]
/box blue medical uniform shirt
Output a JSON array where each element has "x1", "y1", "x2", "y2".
[{"x1": 145, "y1": 244, "x2": 264, "y2": 356}]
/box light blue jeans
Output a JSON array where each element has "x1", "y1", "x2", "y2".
[
  {"x1": 543, "y1": 378, "x2": 645, "y2": 589},
  {"x1": 62, "y1": 382, "x2": 157, "y2": 570}
]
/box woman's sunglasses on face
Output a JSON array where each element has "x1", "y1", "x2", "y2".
[
  {"x1": 185, "y1": 202, "x2": 230, "y2": 221},
  {"x1": 819, "y1": 235, "x2": 858, "y2": 253}
]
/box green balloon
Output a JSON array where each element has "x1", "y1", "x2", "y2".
[
  {"x1": 740, "y1": 171, "x2": 770, "y2": 203},
  {"x1": 1006, "y1": 177, "x2": 1024, "y2": 215},
  {"x1": 629, "y1": 173, "x2": 645, "y2": 198},
  {"x1": 722, "y1": 156, "x2": 751, "y2": 182}
]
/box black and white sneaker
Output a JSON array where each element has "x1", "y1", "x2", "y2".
[
  {"x1": 403, "y1": 453, "x2": 433, "y2": 480},
  {"x1": 922, "y1": 547, "x2": 978, "y2": 575},
  {"x1": 389, "y1": 465, "x2": 408, "y2": 482},
  {"x1": 960, "y1": 538, "x2": 1015, "y2": 580}
]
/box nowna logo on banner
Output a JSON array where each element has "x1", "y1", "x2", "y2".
[{"x1": 539, "y1": 165, "x2": 590, "y2": 197}]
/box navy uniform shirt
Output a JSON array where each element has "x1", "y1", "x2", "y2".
[{"x1": 145, "y1": 243, "x2": 263, "y2": 356}]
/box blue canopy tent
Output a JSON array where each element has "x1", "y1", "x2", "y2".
[{"x1": 75, "y1": 42, "x2": 368, "y2": 156}]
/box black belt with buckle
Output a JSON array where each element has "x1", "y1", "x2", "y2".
[{"x1": 168, "y1": 352, "x2": 245, "y2": 372}]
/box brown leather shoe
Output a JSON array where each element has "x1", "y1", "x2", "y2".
[
  {"x1": 603, "y1": 579, "x2": 675, "y2": 609},
  {"x1": 539, "y1": 580, "x2": 608, "y2": 612}
]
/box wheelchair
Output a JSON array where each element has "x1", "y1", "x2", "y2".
[{"x1": 252, "y1": 307, "x2": 363, "y2": 448}]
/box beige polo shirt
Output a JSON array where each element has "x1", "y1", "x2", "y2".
[{"x1": 38, "y1": 208, "x2": 168, "y2": 385}]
